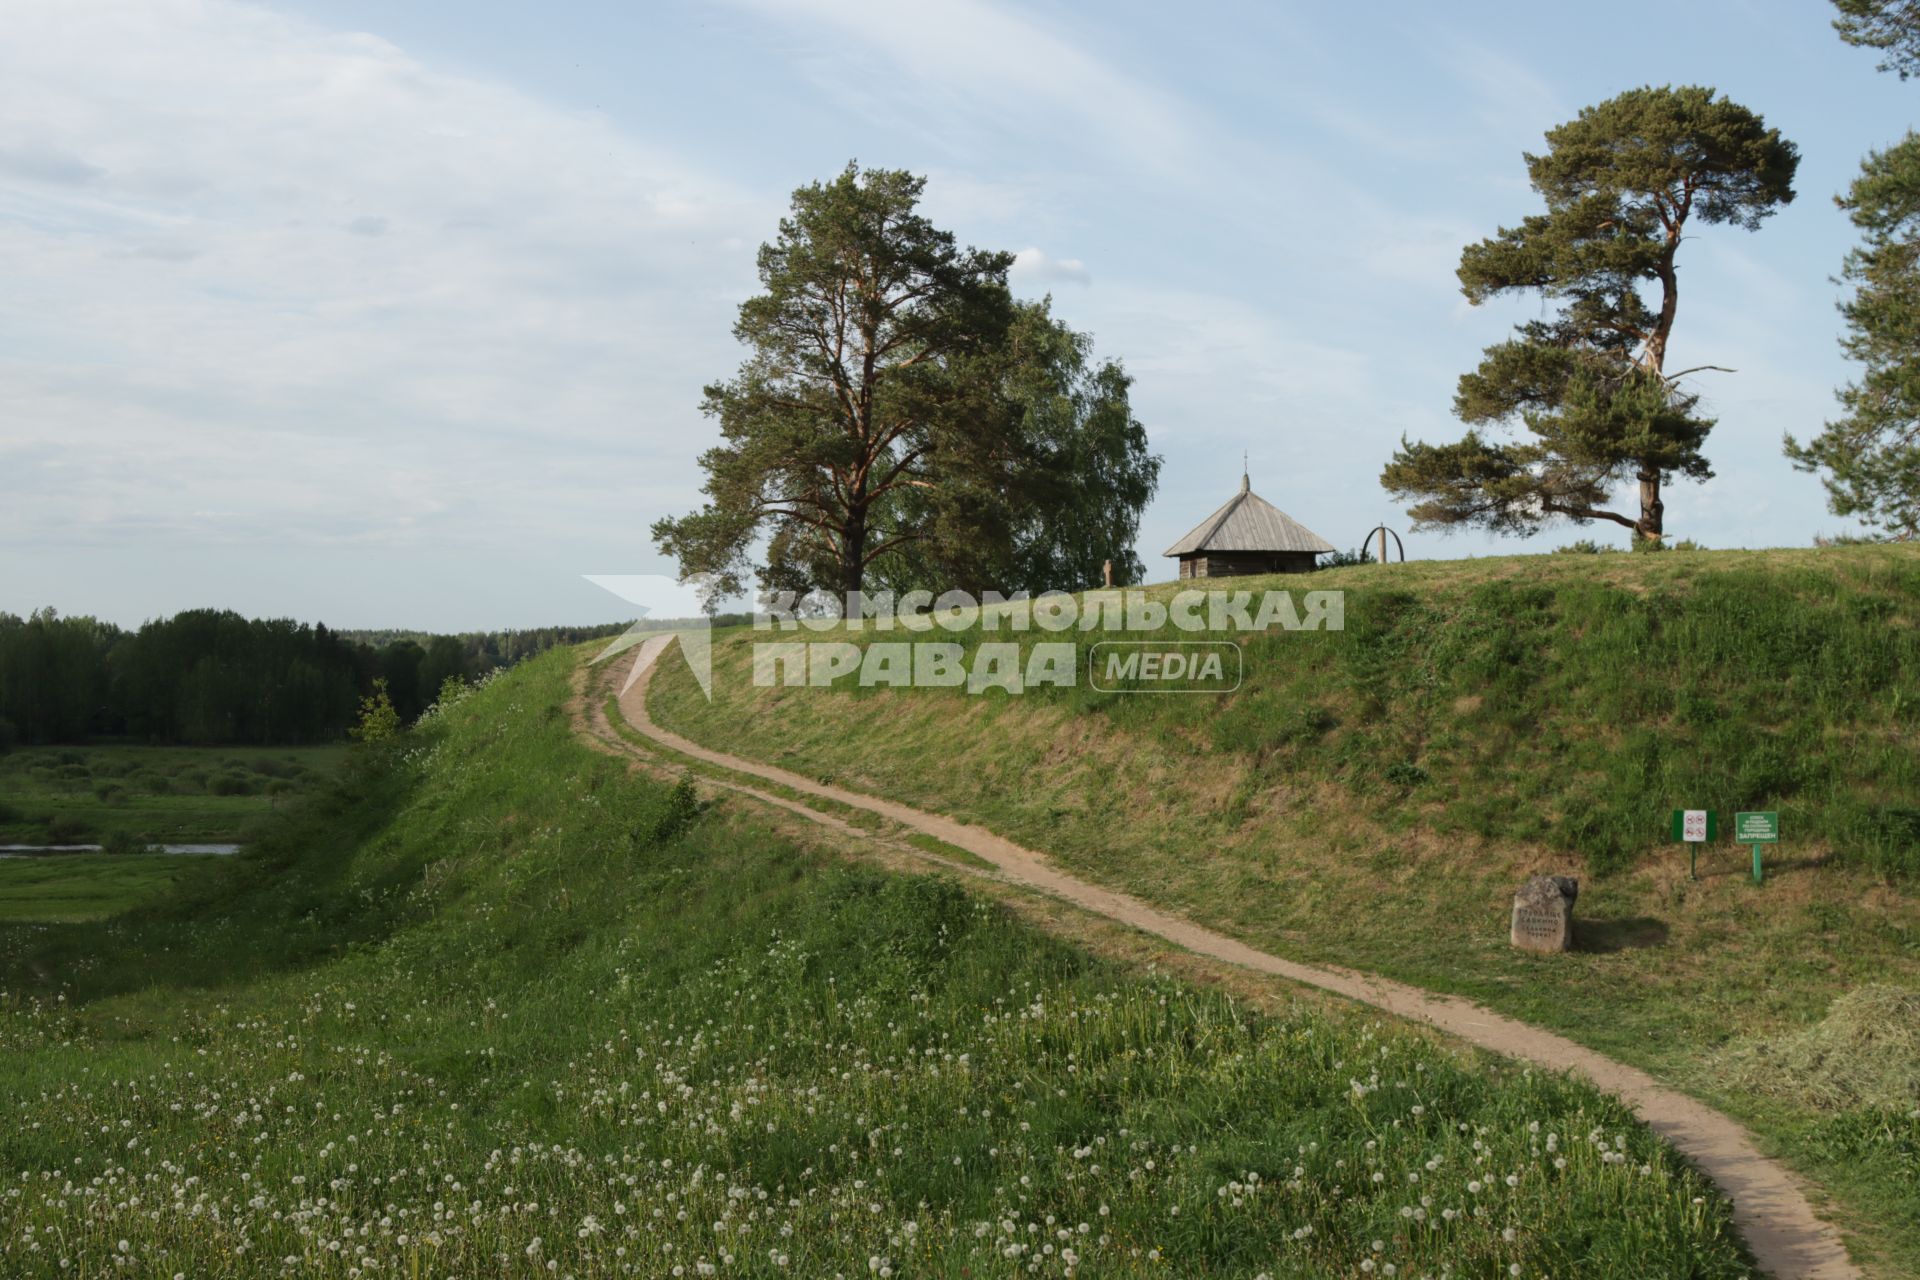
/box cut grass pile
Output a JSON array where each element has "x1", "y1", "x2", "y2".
[
  {"x1": 0, "y1": 743, "x2": 345, "y2": 844},
  {"x1": 0, "y1": 648, "x2": 1750, "y2": 1278},
  {"x1": 1714, "y1": 986, "x2": 1920, "y2": 1115}
]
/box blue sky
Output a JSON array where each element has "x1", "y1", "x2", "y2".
[{"x1": 0, "y1": 0, "x2": 1908, "y2": 628}]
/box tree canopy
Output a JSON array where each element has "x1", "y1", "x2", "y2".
[
  {"x1": 1382, "y1": 86, "x2": 1798, "y2": 543},
  {"x1": 1834, "y1": 0, "x2": 1920, "y2": 77},
  {"x1": 653, "y1": 164, "x2": 1159, "y2": 603},
  {"x1": 1786, "y1": 4, "x2": 1920, "y2": 539}
]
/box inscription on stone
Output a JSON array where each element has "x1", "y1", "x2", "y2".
[{"x1": 1509, "y1": 875, "x2": 1578, "y2": 954}]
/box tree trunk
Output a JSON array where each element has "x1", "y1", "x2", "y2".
[
  {"x1": 840, "y1": 506, "x2": 867, "y2": 599},
  {"x1": 1636, "y1": 469, "x2": 1664, "y2": 543}
]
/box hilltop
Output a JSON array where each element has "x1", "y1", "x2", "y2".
[{"x1": 645, "y1": 544, "x2": 1920, "y2": 1272}]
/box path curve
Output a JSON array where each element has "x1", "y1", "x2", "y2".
[{"x1": 588, "y1": 638, "x2": 1859, "y2": 1280}]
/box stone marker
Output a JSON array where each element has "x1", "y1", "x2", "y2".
[{"x1": 1510, "y1": 874, "x2": 1579, "y2": 953}]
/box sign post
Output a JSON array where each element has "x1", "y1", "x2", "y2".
[
  {"x1": 1733, "y1": 811, "x2": 1779, "y2": 884},
  {"x1": 1670, "y1": 809, "x2": 1715, "y2": 879}
]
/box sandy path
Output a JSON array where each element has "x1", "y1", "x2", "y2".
[{"x1": 584, "y1": 637, "x2": 1859, "y2": 1280}]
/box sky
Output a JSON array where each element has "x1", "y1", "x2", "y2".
[{"x1": 0, "y1": 0, "x2": 1909, "y2": 630}]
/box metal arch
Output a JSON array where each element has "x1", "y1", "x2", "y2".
[{"x1": 1362, "y1": 525, "x2": 1405, "y2": 563}]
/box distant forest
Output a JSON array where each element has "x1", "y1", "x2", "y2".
[{"x1": 0, "y1": 609, "x2": 637, "y2": 746}]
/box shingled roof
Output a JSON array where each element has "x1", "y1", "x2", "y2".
[{"x1": 1161, "y1": 474, "x2": 1336, "y2": 557}]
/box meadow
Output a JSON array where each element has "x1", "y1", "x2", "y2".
[
  {"x1": 647, "y1": 545, "x2": 1920, "y2": 1273},
  {"x1": 0, "y1": 852, "x2": 228, "y2": 923},
  {"x1": 0, "y1": 743, "x2": 345, "y2": 845},
  {"x1": 0, "y1": 648, "x2": 1751, "y2": 1278}
]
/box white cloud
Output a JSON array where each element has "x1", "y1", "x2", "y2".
[
  {"x1": 719, "y1": 0, "x2": 1199, "y2": 172},
  {"x1": 0, "y1": 0, "x2": 774, "y2": 558},
  {"x1": 1011, "y1": 246, "x2": 1090, "y2": 286}
]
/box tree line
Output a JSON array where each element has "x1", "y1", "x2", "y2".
[{"x1": 0, "y1": 609, "x2": 629, "y2": 747}]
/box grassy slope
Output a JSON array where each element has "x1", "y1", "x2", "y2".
[
  {"x1": 0, "y1": 744, "x2": 347, "y2": 843},
  {"x1": 648, "y1": 545, "x2": 1920, "y2": 1273},
  {"x1": 0, "y1": 648, "x2": 1751, "y2": 1278}
]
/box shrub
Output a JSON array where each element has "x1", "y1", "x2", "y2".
[
  {"x1": 352, "y1": 678, "x2": 401, "y2": 744},
  {"x1": 45, "y1": 815, "x2": 96, "y2": 844},
  {"x1": 209, "y1": 771, "x2": 257, "y2": 796},
  {"x1": 644, "y1": 778, "x2": 702, "y2": 843},
  {"x1": 1554, "y1": 538, "x2": 1615, "y2": 554},
  {"x1": 91, "y1": 782, "x2": 128, "y2": 805},
  {"x1": 100, "y1": 829, "x2": 153, "y2": 856}
]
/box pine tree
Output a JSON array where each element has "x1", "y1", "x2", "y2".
[{"x1": 1383, "y1": 87, "x2": 1798, "y2": 543}]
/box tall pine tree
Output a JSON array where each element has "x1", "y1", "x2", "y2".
[
  {"x1": 1785, "y1": 3, "x2": 1920, "y2": 539},
  {"x1": 1383, "y1": 87, "x2": 1797, "y2": 543}
]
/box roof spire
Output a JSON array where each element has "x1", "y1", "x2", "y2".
[{"x1": 1240, "y1": 452, "x2": 1250, "y2": 493}]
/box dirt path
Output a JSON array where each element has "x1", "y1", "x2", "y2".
[{"x1": 584, "y1": 638, "x2": 1860, "y2": 1280}]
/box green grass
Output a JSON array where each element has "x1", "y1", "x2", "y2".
[
  {"x1": 0, "y1": 648, "x2": 1752, "y2": 1277},
  {"x1": 0, "y1": 743, "x2": 346, "y2": 844},
  {"x1": 647, "y1": 544, "x2": 1920, "y2": 1274},
  {"x1": 0, "y1": 852, "x2": 228, "y2": 922}
]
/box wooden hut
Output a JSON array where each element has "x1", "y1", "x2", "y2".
[{"x1": 1162, "y1": 472, "x2": 1335, "y2": 579}]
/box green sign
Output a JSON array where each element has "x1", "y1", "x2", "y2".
[{"x1": 1734, "y1": 811, "x2": 1780, "y2": 844}]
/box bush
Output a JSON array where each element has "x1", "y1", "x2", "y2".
[
  {"x1": 1554, "y1": 538, "x2": 1615, "y2": 554},
  {"x1": 352, "y1": 678, "x2": 401, "y2": 744},
  {"x1": 100, "y1": 829, "x2": 153, "y2": 856},
  {"x1": 91, "y1": 782, "x2": 128, "y2": 805},
  {"x1": 209, "y1": 771, "x2": 258, "y2": 796},
  {"x1": 45, "y1": 815, "x2": 96, "y2": 844},
  {"x1": 644, "y1": 778, "x2": 702, "y2": 843}
]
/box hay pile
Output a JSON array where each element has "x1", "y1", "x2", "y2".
[{"x1": 1713, "y1": 985, "x2": 1920, "y2": 1114}]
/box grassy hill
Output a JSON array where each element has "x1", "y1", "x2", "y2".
[
  {"x1": 0, "y1": 648, "x2": 1755, "y2": 1277},
  {"x1": 647, "y1": 544, "x2": 1920, "y2": 1272}
]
